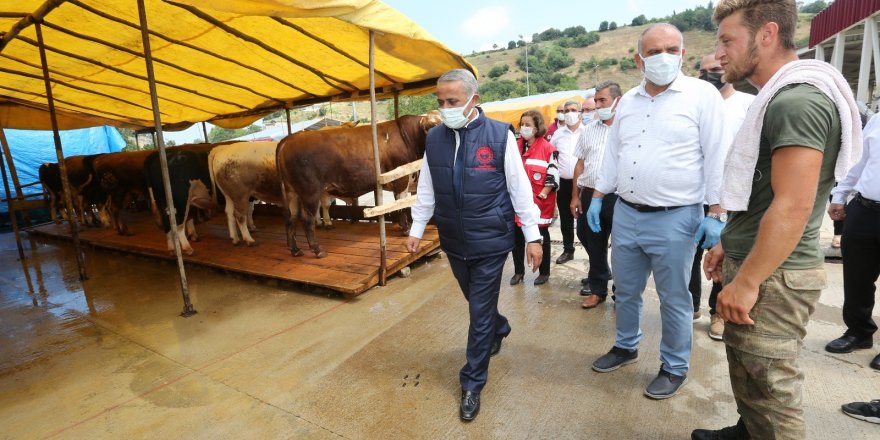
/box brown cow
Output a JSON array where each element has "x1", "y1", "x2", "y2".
[{"x1": 276, "y1": 112, "x2": 441, "y2": 258}]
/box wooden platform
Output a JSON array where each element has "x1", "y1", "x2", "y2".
[{"x1": 26, "y1": 211, "x2": 441, "y2": 296}]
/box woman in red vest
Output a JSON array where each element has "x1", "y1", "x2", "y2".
[{"x1": 510, "y1": 109, "x2": 559, "y2": 286}]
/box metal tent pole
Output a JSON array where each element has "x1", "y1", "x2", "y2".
[
  {"x1": 0, "y1": 129, "x2": 25, "y2": 261},
  {"x1": 285, "y1": 107, "x2": 292, "y2": 135},
  {"x1": 0, "y1": 125, "x2": 32, "y2": 227},
  {"x1": 35, "y1": 22, "x2": 88, "y2": 281},
  {"x1": 369, "y1": 30, "x2": 387, "y2": 286},
  {"x1": 137, "y1": 0, "x2": 196, "y2": 317},
  {"x1": 201, "y1": 121, "x2": 209, "y2": 143}
]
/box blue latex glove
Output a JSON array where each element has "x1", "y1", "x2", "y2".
[
  {"x1": 694, "y1": 217, "x2": 725, "y2": 249},
  {"x1": 587, "y1": 198, "x2": 603, "y2": 233}
]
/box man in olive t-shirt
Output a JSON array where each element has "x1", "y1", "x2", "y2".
[{"x1": 693, "y1": 2, "x2": 855, "y2": 439}]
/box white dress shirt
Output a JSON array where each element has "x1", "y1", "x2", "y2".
[
  {"x1": 595, "y1": 74, "x2": 729, "y2": 206},
  {"x1": 410, "y1": 120, "x2": 542, "y2": 243},
  {"x1": 574, "y1": 119, "x2": 611, "y2": 189},
  {"x1": 832, "y1": 114, "x2": 880, "y2": 203},
  {"x1": 724, "y1": 90, "x2": 755, "y2": 131},
  {"x1": 550, "y1": 123, "x2": 584, "y2": 179}
]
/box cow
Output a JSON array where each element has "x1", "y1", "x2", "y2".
[
  {"x1": 208, "y1": 141, "x2": 285, "y2": 246},
  {"x1": 276, "y1": 112, "x2": 441, "y2": 258},
  {"x1": 144, "y1": 150, "x2": 216, "y2": 255},
  {"x1": 38, "y1": 154, "x2": 104, "y2": 225}
]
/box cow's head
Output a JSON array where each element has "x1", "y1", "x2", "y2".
[
  {"x1": 188, "y1": 179, "x2": 218, "y2": 218},
  {"x1": 419, "y1": 110, "x2": 442, "y2": 133}
]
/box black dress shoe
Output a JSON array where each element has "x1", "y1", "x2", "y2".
[
  {"x1": 825, "y1": 334, "x2": 873, "y2": 353},
  {"x1": 691, "y1": 418, "x2": 750, "y2": 439},
  {"x1": 581, "y1": 277, "x2": 590, "y2": 285},
  {"x1": 509, "y1": 273, "x2": 524, "y2": 285},
  {"x1": 490, "y1": 334, "x2": 506, "y2": 357},
  {"x1": 534, "y1": 274, "x2": 549, "y2": 285},
  {"x1": 871, "y1": 353, "x2": 880, "y2": 370},
  {"x1": 579, "y1": 285, "x2": 592, "y2": 296},
  {"x1": 555, "y1": 251, "x2": 574, "y2": 264},
  {"x1": 460, "y1": 390, "x2": 480, "y2": 421}
]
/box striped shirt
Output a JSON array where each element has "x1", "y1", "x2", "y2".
[{"x1": 574, "y1": 119, "x2": 611, "y2": 189}]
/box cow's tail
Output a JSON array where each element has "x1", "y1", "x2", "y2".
[
  {"x1": 276, "y1": 143, "x2": 291, "y2": 249},
  {"x1": 207, "y1": 149, "x2": 218, "y2": 205}
]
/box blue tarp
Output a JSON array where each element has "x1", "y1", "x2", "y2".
[{"x1": 1, "y1": 126, "x2": 125, "y2": 213}]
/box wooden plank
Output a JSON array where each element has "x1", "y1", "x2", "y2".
[
  {"x1": 377, "y1": 159, "x2": 421, "y2": 184},
  {"x1": 363, "y1": 195, "x2": 416, "y2": 218}
]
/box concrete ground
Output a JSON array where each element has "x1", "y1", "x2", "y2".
[{"x1": 0, "y1": 214, "x2": 877, "y2": 439}]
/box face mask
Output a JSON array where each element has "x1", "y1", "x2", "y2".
[
  {"x1": 582, "y1": 112, "x2": 595, "y2": 123},
  {"x1": 520, "y1": 126, "x2": 535, "y2": 139},
  {"x1": 564, "y1": 111, "x2": 581, "y2": 126},
  {"x1": 556, "y1": 112, "x2": 565, "y2": 123},
  {"x1": 596, "y1": 97, "x2": 619, "y2": 121},
  {"x1": 642, "y1": 52, "x2": 681, "y2": 86},
  {"x1": 439, "y1": 95, "x2": 475, "y2": 129},
  {"x1": 699, "y1": 71, "x2": 725, "y2": 90}
]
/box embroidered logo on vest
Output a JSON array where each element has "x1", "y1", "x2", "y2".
[{"x1": 475, "y1": 145, "x2": 495, "y2": 170}]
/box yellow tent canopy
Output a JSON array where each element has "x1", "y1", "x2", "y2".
[
  {"x1": 480, "y1": 90, "x2": 594, "y2": 129},
  {"x1": 0, "y1": 0, "x2": 475, "y2": 130}
]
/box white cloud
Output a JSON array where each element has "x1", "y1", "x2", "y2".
[{"x1": 461, "y1": 6, "x2": 510, "y2": 39}]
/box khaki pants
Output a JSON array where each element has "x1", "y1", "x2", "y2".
[{"x1": 722, "y1": 258, "x2": 826, "y2": 440}]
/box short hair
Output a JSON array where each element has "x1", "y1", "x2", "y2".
[
  {"x1": 595, "y1": 80, "x2": 622, "y2": 99},
  {"x1": 438, "y1": 69, "x2": 479, "y2": 96},
  {"x1": 520, "y1": 109, "x2": 547, "y2": 138},
  {"x1": 637, "y1": 23, "x2": 684, "y2": 55},
  {"x1": 713, "y1": 0, "x2": 797, "y2": 51},
  {"x1": 563, "y1": 100, "x2": 581, "y2": 109}
]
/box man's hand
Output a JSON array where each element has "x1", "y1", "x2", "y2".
[
  {"x1": 406, "y1": 236, "x2": 420, "y2": 253},
  {"x1": 694, "y1": 217, "x2": 724, "y2": 249},
  {"x1": 570, "y1": 197, "x2": 582, "y2": 217},
  {"x1": 586, "y1": 198, "x2": 602, "y2": 232},
  {"x1": 715, "y1": 279, "x2": 758, "y2": 325},
  {"x1": 526, "y1": 242, "x2": 543, "y2": 272},
  {"x1": 703, "y1": 244, "x2": 724, "y2": 283},
  {"x1": 828, "y1": 202, "x2": 845, "y2": 221}
]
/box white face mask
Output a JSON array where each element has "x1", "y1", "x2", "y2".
[
  {"x1": 582, "y1": 111, "x2": 595, "y2": 123},
  {"x1": 439, "y1": 95, "x2": 475, "y2": 129},
  {"x1": 520, "y1": 126, "x2": 535, "y2": 139},
  {"x1": 556, "y1": 112, "x2": 565, "y2": 123},
  {"x1": 596, "y1": 97, "x2": 619, "y2": 121},
  {"x1": 642, "y1": 52, "x2": 682, "y2": 86},
  {"x1": 564, "y1": 111, "x2": 581, "y2": 126}
]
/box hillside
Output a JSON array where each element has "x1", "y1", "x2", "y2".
[{"x1": 466, "y1": 14, "x2": 815, "y2": 94}]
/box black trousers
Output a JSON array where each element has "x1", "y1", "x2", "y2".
[
  {"x1": 689, "y1": 205, "x2": 723, "y2": 313},
  {"x1": 448, "y1": 252, "x2": 511, "y2": 392},
  {"x1": 555, "y1": 178, "x2": 576, "y2": 253},
  {"x1": 575, "y1": 188, "x2": 616, "y2": 297},
  {"x1": 841, "y1": 198, "x2": 880, "y2": 339},
  {"x1": 512, "y1": 227, "x2": 551, "y2": 276}
]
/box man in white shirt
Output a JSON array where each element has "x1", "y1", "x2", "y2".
[
  {"x1": 550, "y1": 99, "x2": 584, "y2": 264},
  {"x1": 825, "y1": 114, "x2": 880, "y2": 371},
  {"x1": 691, "y1": 53, "x2": 755, "y2": 340},
  {"x1": 570, "y1": 80, "x2": 622, "y2": 308},
  {"x1": 406, "y1": 69, "x2": 542, "y2": 422},
  {"x1": 586, "y1": 23, "x2": 728, "y2": 400}
]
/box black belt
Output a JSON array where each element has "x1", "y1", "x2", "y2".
[
  {"x1": 620, "y1": 197, "x2": 685, "y2": 213},
  {"x1": 857, "y1": 193, "x2": 880, "y2": 212}
]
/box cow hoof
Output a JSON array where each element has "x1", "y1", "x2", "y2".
[
  {"x1": 325, "y1": 224, "x2": 335, "y2": 230},
  {"x1": 312, "y1": 247, "x2": 327, "y2": 258},
  {"x1": 246, "y1": 241, "x2": 257, "y2": 247},
  {"x1": 184, "y1": 249, "x2": 195, "y2": 256},
  {"x1": 290, "y1": 248, "x2": 304, "y2": 257},
  {"x1": 232, "y1": 240, "x2": 242, "y2": 246}
]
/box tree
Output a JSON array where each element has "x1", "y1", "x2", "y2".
[
  {"x1": 631, "y1": 14, "x2": 648, "y2": 26},
  {"x1": 492, "y1": 43, "x2": 499, "y2": 50},
  {"x1": 799, "y1": 0, "x2": 827, "y2": 13},
  {"x1": 599, "y1": 21, "x2": 609, "y2": 32},
  {"x1": 479, "y1": 79, "x2": 525, "y2": 102},
  {"x1": 516, "y1": 40, "x2": 525, "y2": 47},
  {"x1": 545, "y1": 46, "x2": 575, "y2": 71},
  {"x1": 487, "y1": 64, "x2": 509, "y2": 78},
  {"x1": 562, "y1": 25, "x2": 587, "y2": 37},
  {"x1": 609, "y1": 21, "x2": 618, "y2": 31},
  {"x1": 386, "y1": 94, "x2": 437, "y2": 116},
  {"x1": 508, "y1": 40, "x2": 516, "y2": 50},
  {"x1": 538, "y1": 27, "x2": 563, "y2": 41}
]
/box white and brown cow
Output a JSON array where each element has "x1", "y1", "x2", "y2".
[{"x1": 276, "y1": 112, "x2": 441, "y2": 258}]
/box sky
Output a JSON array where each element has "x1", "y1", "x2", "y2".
[{"x1": 383, "y1": 0, "x2": 716, "y2": 55}]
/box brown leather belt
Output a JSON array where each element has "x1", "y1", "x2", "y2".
[{"x1": 619, "y1": 197, "x2": 685, "y2": 213}]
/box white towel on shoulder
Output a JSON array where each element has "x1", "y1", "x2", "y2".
[{"x1": 720, "y1": 59, "x2": 862, "y2": 212}]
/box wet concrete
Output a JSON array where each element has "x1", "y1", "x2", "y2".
[{"x1": 0, "y1": 214, "x2": 877, "y2": 439}]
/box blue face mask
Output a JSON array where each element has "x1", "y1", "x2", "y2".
[{"x1": 582, "y1": 111, "x2": 595, "y2": 123}]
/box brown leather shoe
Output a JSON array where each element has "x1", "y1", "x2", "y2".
[{"x1": 581, "y1": 294, "x2": 606, "y2": 309}]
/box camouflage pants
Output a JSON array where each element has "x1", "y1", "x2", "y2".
[{"x1": 722, "y1": 258, "x2": 826, "y2": 440}]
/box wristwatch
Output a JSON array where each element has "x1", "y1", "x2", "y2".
[
  {"x1": 529, "y1": 238, "x2": 542, "y2": 244},
  {"x1": 706, "y1": 212, "x2": 728, "y2": 223}
]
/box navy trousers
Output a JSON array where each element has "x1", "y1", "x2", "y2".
[{"x1": 448, "y1": 252, "x2": 511, "y2": 392}]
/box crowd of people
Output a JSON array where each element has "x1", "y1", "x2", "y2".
[{"x1": 405, "y1": 0, "x2": 879, "y2": 435}]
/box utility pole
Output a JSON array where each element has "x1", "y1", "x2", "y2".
[{"x1": 520, "y1": 34, "x2": 530, "y2": 96}]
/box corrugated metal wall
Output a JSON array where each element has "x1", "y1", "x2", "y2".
[{"x1": 810, "y1": 0, "x2": 880, "y2": 47}]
